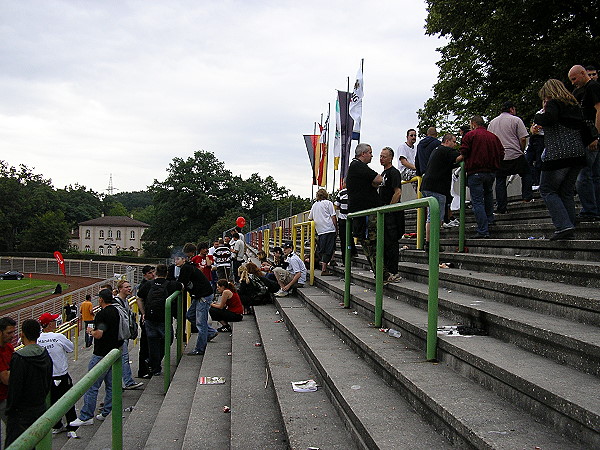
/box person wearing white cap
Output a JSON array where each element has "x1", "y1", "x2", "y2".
[{"x1": 37, "y1": 313, "x2": 79, "y2": 439}]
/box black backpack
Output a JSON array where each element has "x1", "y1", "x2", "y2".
[{"x1": 145, "y1": 280, "x2": 169, "y2": 322}]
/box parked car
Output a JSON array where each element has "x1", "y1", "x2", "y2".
[{"x1": 0, "y1": 271, "x2": 24, "y2": 280}]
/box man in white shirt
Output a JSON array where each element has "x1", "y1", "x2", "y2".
[
  {"x1": 397, "y1": 128, "x2": 418, "y2": 181},
  {"x1": 273, "y1": 243, "x2": 307, "y2": 297},
  {"x1": 308, "y1": 188, "x2": 338, "y2": 276},
  {"x1": 37, "y1": 313, "x2": 78, "y2": 439}
]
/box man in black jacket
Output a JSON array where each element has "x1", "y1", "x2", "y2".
[
  {"x1": 171, "y1": 250, "x2": 217, "y2": 356},
  {"x1": 5, "y1": 319, "x2": 53, "y2": 446}
]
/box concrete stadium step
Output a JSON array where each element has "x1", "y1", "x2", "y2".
[
  {"x1": 229, "y1": 315, "x2": 288, "y2": 450},
  {"x1": 295, "y1": 282, "x2": 596, "y2": 448},
  {"x1": 337, "y1": 263, "x2": 600, "y2": 376},
  {"x1": 143, "y1": 334, "x2": 205, "y2": 449},
  {"x1": 254, "y1": 303, "x2": 360, "y2": 449},
  {"x1": 181, "y1": 330, "x2": 232, "y2": 449},
  {"x1": 349, "y1": 250, "x2": 600, "y2": 327}
]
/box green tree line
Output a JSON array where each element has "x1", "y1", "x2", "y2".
[
  {"x1": 419, "y1": 0, "x2": 599, "y2": 133},
  {"x1": 0, "y1": 152, "x2": 310, "y2": 257}
]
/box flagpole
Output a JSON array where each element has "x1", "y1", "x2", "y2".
[
  {"x1": 359, "y1": 58, "x2": 364, "y2": 144},
  {"x1": 328, "y1": 102, "x2": 334, "y2": 195},
  {"x1": 312, "y1": 121, "x2": 317, "y2": 200}
]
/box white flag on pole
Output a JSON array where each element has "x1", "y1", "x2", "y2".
[{"x1": 349, "y1": 63, "x2": 363, "y2": 140}]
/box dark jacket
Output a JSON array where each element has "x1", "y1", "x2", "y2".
[
  {"x1": 169, "y1": 262, "x2": 213, "y2": 299},
  {"x1": 6, "y1": 344, "x2": 53, "y2": 414},
  {"x1": 416, "y1": 136, "x2": 442, "y2": 176}
]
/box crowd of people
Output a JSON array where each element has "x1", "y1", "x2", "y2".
[
  {"x1": 0, "y1": 64, "x2": 596, "y2": 447},
  {"x1": 317, "y1": 64, "x2": 599, "y2": 283}
]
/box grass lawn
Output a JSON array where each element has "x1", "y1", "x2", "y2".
[{"x1": 0, "y1": 279, "x2": 68, "y2": 310}]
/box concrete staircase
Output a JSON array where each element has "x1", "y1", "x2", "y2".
[{"x1": 48, "y1": 193, "x2": 599, "y2": 449}]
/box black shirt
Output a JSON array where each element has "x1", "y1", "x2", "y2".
[
  {"x1": 421, "y1": 145, "x2": 460, "y2": 195},
  {"x1": 378, "y1": 165, "x2": 401, "y2": 205},
  {"x1": 346, "y1": 158, "x2": 382, "y2": 213},
  {"x1": 573, "y1": 79, "x2": 600, "y2": 125},
  {"x1": 93, "y1": 305, "x2": 123, "y2": 357}
]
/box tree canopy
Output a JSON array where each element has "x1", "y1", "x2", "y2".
[
  {"x1": 419, "y1": 0, "x2": 600, "y2": 133},
  {"x1": 0, "y1": 153, "x2": 310, "y2": 256}
]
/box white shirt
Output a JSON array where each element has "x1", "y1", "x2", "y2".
[
  {"x1": 397, "y1": 142, "x2": 416, "y2": 174},
  {"x1": 37, "y1": 331, "x2": 74, "y2": 376},
  {"x1": 232, "y1": 238, "x2": 245, "y2": 261},
  {"x1": 308, "y1": 200, "x2": 336, "y2": 235},
  {"x1": 286, "y1": 253, "x2": 307, "y2": 285}
]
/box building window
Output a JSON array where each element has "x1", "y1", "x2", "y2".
[
  {"x1": 108, "y1": 230, "x2": 113, "y2": 238},
  {"x1": 99, "y1": 230, "x2": 105, "y2": 239},
  {"x1": 116, "y1": 230, "x2": 121, "y2": 240},
  {"x1": 130, "y1": 231, "x2": 135, "y2": 240},
  {"x1": 85, "y1": 229, "x2": 91, "y2": 239},
  {"x1": 85, "y1": 245, "x2": 91, "y2": 252},
  {"x1": 107, "y1": 247, "x2": 112, "y2": 255},
  {"x1": 99, "y1": 246, "x2": 104, "y2": 255}
]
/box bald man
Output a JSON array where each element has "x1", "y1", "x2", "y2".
[{"x1": 568, "y1": 64, "x2": 600, "y2": 219}]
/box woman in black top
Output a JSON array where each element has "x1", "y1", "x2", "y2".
[{"x1": 534, "y1": 79, "x2": 589, "y2": 240}]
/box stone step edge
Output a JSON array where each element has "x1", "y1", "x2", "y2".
[
  {"x1": 254, "y1": 303, "x2": 360, "y2": 450},
  {"x1": 276, "y1": 293, "x2": 582, "y2": 450},
  {"x1": 306, "y1": 280, "x2": 600, "y2": 447}
]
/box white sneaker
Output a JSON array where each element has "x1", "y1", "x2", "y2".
[
  {"x1": 442, "y1": 222, "x2": 453, "y2": 228},
  {"x1": 95, "y1": 414, "x2": 107, "y2": 421},
  {"x1": 274, "y1": 289, "x2": 288, "y2": 297},
  {"x1": 52, "y1": 426, "x2": 65, "y2": 434},
  {"x1": 69, "y1": 418, "x2": 93, "y2": 427},
  {"x1": 67, "y1": 431, "x2": 79, "y2": 439},
  {"x1": 449, "y1": 218, "x2": 460, "y2": 227}
]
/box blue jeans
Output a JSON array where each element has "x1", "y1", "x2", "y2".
[
  {"x1": 422, "y1": 190, "x2": 446, "y2": 223},
  {"x1": 145, "y1": 320, "x2": 171, "y2": 373},
  {"x1": 186, "y1": 294, "x2": 216, "y2": 353},
  {"x1": 468, "y1": 172, "x2": 495, "y2": 235},
  {"x1": 121, "y1": 341, "x2": 136, "y2": 386},
  {"x1": 576, "y1": 150, "x2": 600, "y2": 216},
  {"x1": 80, "y1": 355, "x2": 112, "y2": 420},
  {"x1": 540, "y1": 167, "x2": 580, "y2": 231}
]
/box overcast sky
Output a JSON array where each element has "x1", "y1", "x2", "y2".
[{"x1": 1, "y1": 0, "x2": 445, "y2": 199}]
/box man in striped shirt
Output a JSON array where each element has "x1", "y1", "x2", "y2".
[{"x1": 334, "y1": 179, "x2": 357, "y2": 263}]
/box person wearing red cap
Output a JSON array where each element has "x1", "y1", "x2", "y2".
[{"x1": 37, "y1": 313, "x2": 79, "y2": 439}]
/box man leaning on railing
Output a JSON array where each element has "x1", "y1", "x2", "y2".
[{"x1": 70, "y1": 289, "x2": 123, "y2": 427}]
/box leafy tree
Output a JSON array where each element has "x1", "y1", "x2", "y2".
[
  {"x1": 19, "y1": 210, "x2": 70, "y2": 252},
  {"x1": 0, "y1": 161, "x2": 59, "y2": 251},
  {"x1": 144, "y1": 150, "x2": 310, "y2": 256},
  {"x1": 132, "y1": 205, "x2": 155, "y2": 225},
  {"x1": 112, "y1": 191, "x2": 153, "y2": 210},
  {"x1": 419, "y1": 0, "x2": 600, "y2": 132},
  {"x1": 56, "y1": 184, "x2": 103, "y2": 228}
]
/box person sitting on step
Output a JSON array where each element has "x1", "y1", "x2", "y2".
[{"x1": 209, "y1": 279, "x2": 244, "y2": 333}]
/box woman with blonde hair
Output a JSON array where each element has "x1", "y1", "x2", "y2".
[{"x1": 533, "y1": 79, "x2": 590, "y2": 240}]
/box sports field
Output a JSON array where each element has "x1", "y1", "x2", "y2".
[{"x1": 0, "y1": 278, "x2": 68, "y2": 311}]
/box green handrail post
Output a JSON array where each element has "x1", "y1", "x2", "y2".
[
  {"x1": 426, "y1": 197, "x2": 441, "y2": 361},
  {"x1": 177, "y1": 289, "x2": 184, "y2": 361},
  {"x1": 164, "y1": 290, "x2": 182, "y2": 394},
  {"x1": 6, "y1": 348, "x2": 123, "y2": 450},
  {"x1": 458, "y1": 161, "x2": 466, "y2": 252},
  {"x1": 112, "y1": 353, "x2": 123, "y2": 449},
  {"x1": 375, "y1": 212, "x2": 385, "y2": 327},
  {"x1": 344, "y1": 218, "x2": 352, "y2": 308},
  {"x1": 346, "y1": 197, "x2": 441, "y2": 361}
]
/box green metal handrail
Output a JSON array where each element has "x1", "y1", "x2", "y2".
[
  {"x1": 163, "y1": 290, "x2": 184, "y2": 393},
  {"x1": 344, "y1": 197, "x2": 440, "y2": 361},
  {"x1": 7, "y1": 348, "x2": 123, "y2": 450}
]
